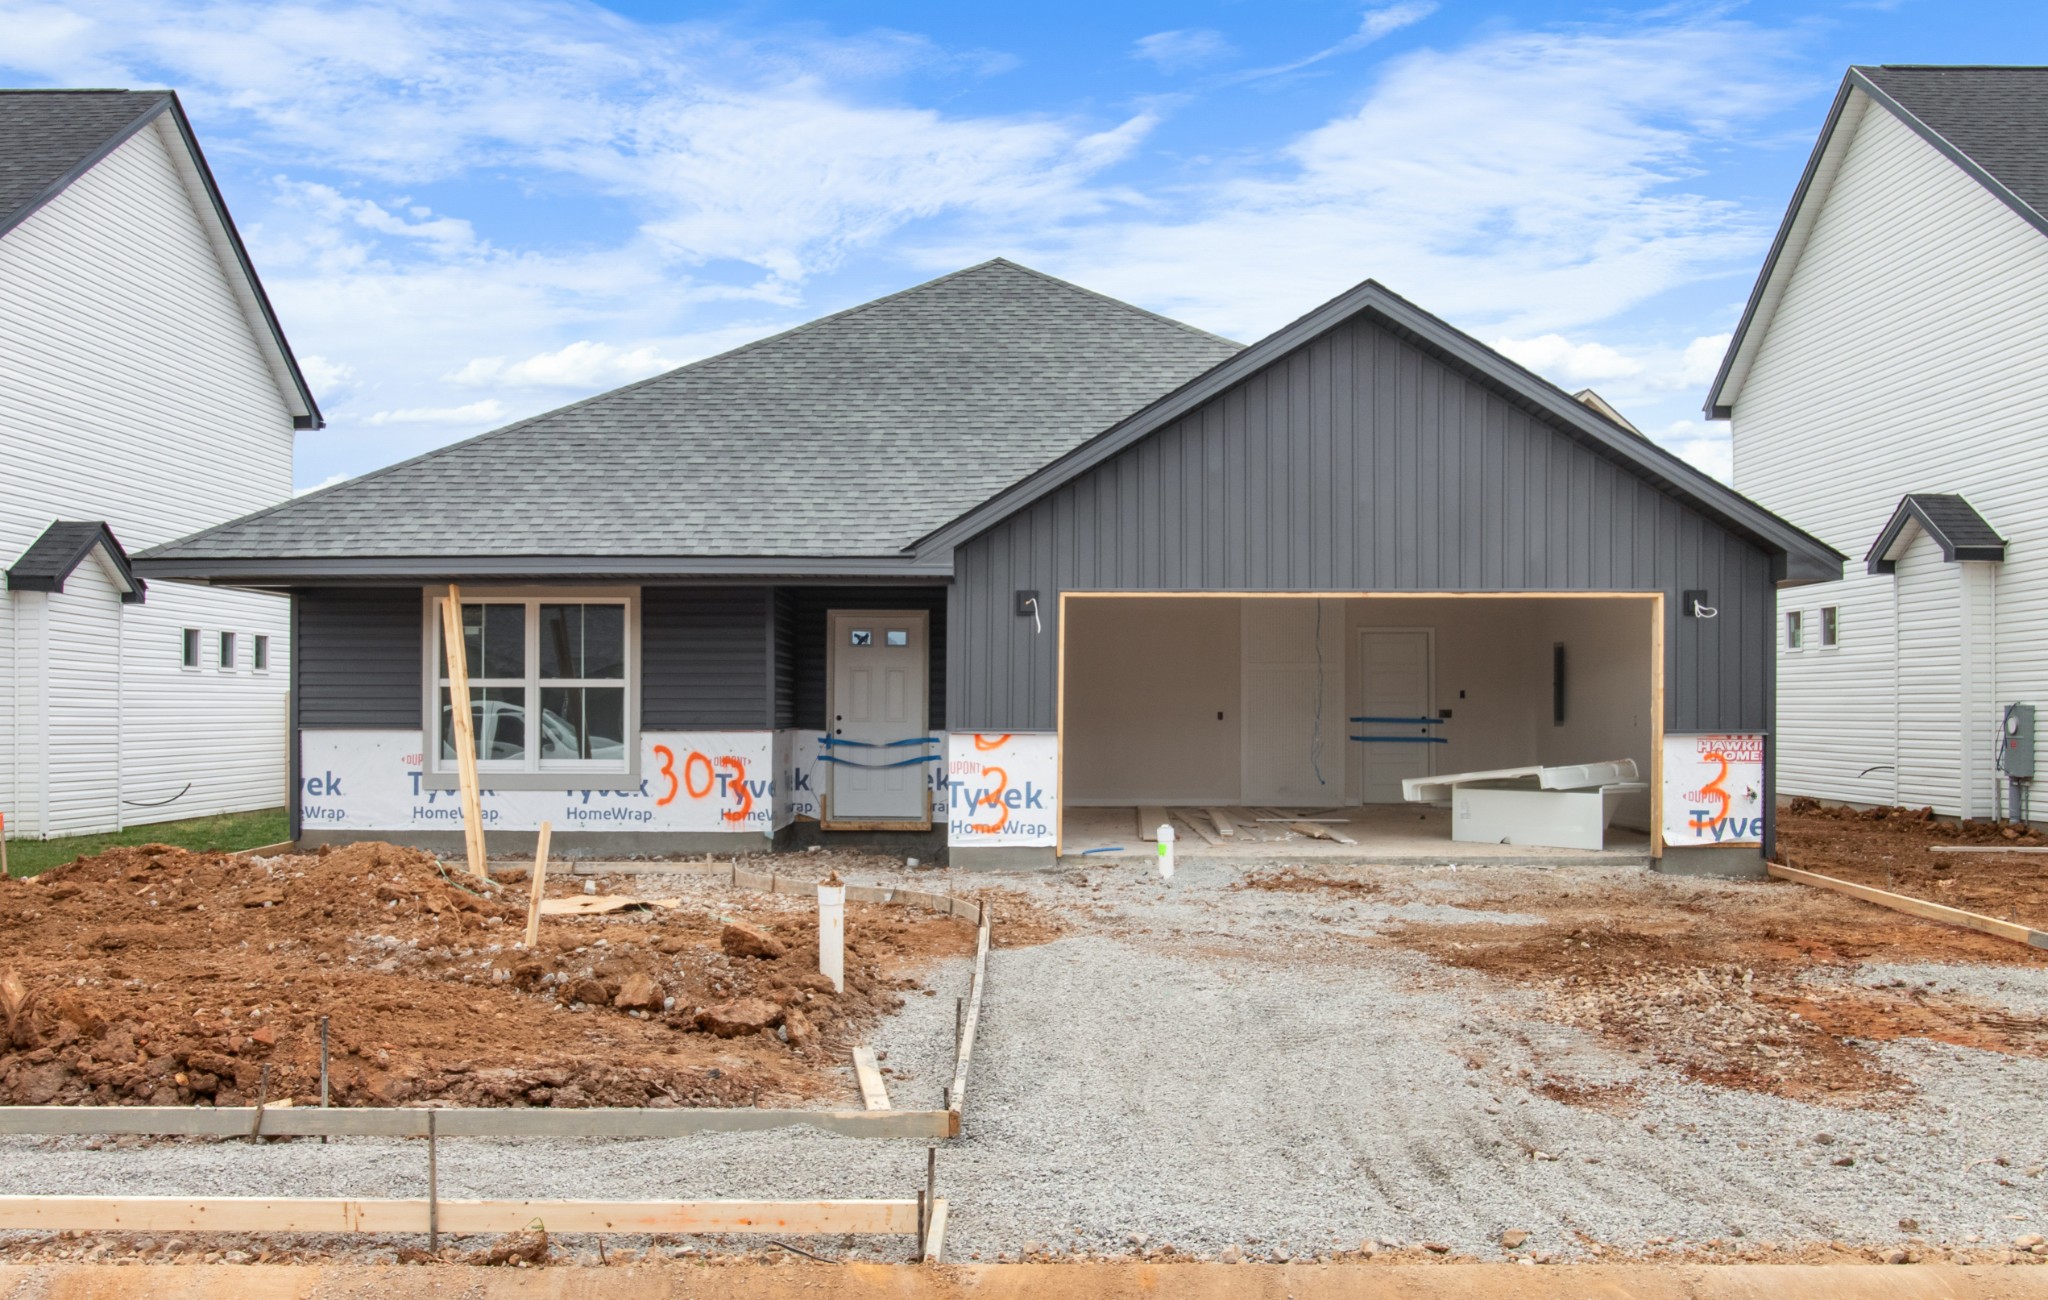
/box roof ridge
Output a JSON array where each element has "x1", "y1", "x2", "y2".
[
  {"x1": 1865, "y1": 64, "x2": 2048, "y2": 71},
  {"x1": 164, "y1": 259, "x2": 1222, "y2": 549},
  {"x1": 985, "y1": 258, "x2": 1243, "y2": 349}
]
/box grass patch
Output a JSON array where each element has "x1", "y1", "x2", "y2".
[{"x1": 5, "y1": 807, "x2": 288, "y2": 878}]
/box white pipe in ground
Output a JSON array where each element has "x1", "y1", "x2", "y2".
[
  {"x1": 817, "y1": 879, "x2": 846, "y2": 993},
  {"x1": 1156, "y1": 823, "x2": 1176, "y2": 881}
]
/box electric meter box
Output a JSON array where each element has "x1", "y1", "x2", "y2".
[{"x1": 2007, "y1": 703, "x2": 2036, "y2": 781}]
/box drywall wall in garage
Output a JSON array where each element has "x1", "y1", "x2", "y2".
[
  {"x1": 1532, "y1": 597, "x2": 1655, "y2": 828},
  {"x1": 1347, "y1": 599, "x2": 1550, "y2": 789},
  {"x1": 1063, "y1": 598, "x2": 1243, "y2": 804}
]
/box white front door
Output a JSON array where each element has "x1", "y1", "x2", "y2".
[
  {"x1": 826, "y1": 610, "x2": 932, "y2": 823},
  {"x1": 1357, "y1": 629, "x2": 1435, "y2": 804}
]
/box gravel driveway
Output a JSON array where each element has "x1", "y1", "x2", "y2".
[{"x1": 6, "y1": 855, "x2": 2048, "y2": 1265}]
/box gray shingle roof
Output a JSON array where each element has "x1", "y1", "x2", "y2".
[
  {"x1": 0, "y1": 90, "x2": 170, "y2": 238},
  {"x1": 1858, "y1": 66, "x2": 2048, "y2": 227},
  {"x1": 7, "y1": 521, "x2": 145, "y2": 601},
  {"x1": 1866, "y1": 492, "x2": 2007, "y2": 574},
  {"x1": 143, "y1": 260, "x2": 1241, "y2": 567}
]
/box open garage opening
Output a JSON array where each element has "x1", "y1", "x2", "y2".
[{"x1": 1058, "y1": 594, "x2": 1661, "y2": 864}]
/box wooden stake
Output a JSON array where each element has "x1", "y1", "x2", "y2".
[
  {"x1": 0, "y1": 812, "x2": 9, "y2": 878},
  {"x1": 439, "y1": 585, "x2": 488, "y2": 878},
  {"x1": 524, "y1": 821, "x2": 552, "y2": 949}
]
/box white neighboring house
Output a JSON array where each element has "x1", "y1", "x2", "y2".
[
  {"x1": 1713, "y1": 65, "x2": 2048, "y2": 821},
  {"x1": 0, "y1": 90, "x2": 321, "y2": 840}
]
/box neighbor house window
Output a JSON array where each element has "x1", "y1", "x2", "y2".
[
  {"x1": 181, "y1": 628, "x2": 199, "y2": 668},
  {"x1": 218, "y1": 631, "x2": 236, "y2": 669},
  {"x1": 253, "y1": 635, "x2": 270, "y2": 671},
  {"x1": 1820, "y1": 606, "x2": 1839, "y2": 647},
  {"x1": 428, "y1": 591, "x2": 634, "y2": 779},
  {"x1": 1786, "y1": 610, "x2": 1804, "y2": 650}
]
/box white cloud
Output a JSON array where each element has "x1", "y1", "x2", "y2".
[
  {"x1": 1654, "y1": 419, "x2": 1733, "y2": 483},
  {"x1": 296, "y1": 354, "x2": 354, "y2": 394},
  {"x1": 364, "y1": 399, "x2": 509, "y2": 426},
  {"x1": 1132, "y1": 29, "x2": 1234, "y2": 72},
  {"x1": 449, "y1": 341, "x2": 683, "y2": 389},
  {"x1": 1004, "y1": 16, "x2": 1799, "y2": 344},
  {"x1": 1234, "y1": 2, "x2": 1437, "y2": 82},
  {"x1": 1680, "y1": 333, "x2": 1733, "y2": 387},
  {"x1": 1494, "y1": 333, "x2": 1645, "y2": 383},
  {"x1": 292, "y1": 472, "x2": 348, "y2": 496}
]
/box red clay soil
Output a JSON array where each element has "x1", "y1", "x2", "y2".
[
  {"x1": 1384, "y1": 864, "x2": 2048, "y2": 1107},
  {"x1": 0, "y1": 841, "x2": 975, "y2": 1109},
  {"x1": 1778, "y1": 799, "x2": 2048, "y2": 930}
]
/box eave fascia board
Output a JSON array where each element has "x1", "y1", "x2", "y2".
[
  {"x1": 917, "y1": 277, "x2": 1843, "y2": 581},
  {"x1": 130, "y1": 554, "x2": 957, "y2": 585},
  {"x1": 1704, "y1": 74, "x2": 1866, "y2": 418}
]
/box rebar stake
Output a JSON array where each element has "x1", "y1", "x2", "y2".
[
  {"x1": 318, "y1": 1016, "x2": 330, "y2": 1144},
  {"x1": 428, "y1": 1110, "x2": 440, "y2": 1254}
]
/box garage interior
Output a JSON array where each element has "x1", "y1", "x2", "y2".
[{"x1": 1058, "y1": 594, "x2": 1660, "y2": 863}]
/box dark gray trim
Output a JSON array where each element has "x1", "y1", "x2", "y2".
[
  {"x1": 0, "y1": 94, "x2": 166, "y2": 242},
  {"x1": 916, "y1": 279, "x2": 1843, "y2": 584},
  {"x1": 1866, "y1": 493, "x2": 2008, "y2": 574},
  {"x1": 6, "y1": 520, "x2": 145, "y2": 602},
  {"x1": 1707, "y1": 67, "x2": 2048, "y2": 420},
  {"x1": 133, "y1": 555, "x2": 955, "y2": 584}
]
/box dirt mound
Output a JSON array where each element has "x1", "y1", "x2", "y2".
[
  {"x1": 1387, "y1": 874, "x2": 2048, "y2": 1106},
  {"x1": 1238, "y1": 868, "x2": 1383, "y2": 899},
  {"x1": 0, "y1": 842, "x2": 972, "y2": 1109}
]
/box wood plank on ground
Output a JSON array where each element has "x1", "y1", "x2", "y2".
[
  {"x1": 852, "y1": 1047, "x2": 890, "y2": 1111},
  {"x1": 946, "y1": 913, "x2": 992, "y2": 1131},
  {"x1": 1205, "y1": 808, "x2": 1236, "y2": 838},
  {"x1": 0, "y1": 1196, "x2": 921, "y2": 1237},
  {"x1": 1929, "y1": 845, "x2": 2048, "y2": 855},
  {"x1": 1138, "y1": 807, "x2": 1169, "y2": 841},
  {"x1": 1174, "y1": 811, "x2": 1222, "y2": 846},
  {"x1": 1767, "y1": 861, "x2": 2048, "y2": 949}
]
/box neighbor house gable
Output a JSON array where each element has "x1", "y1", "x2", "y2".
[
  {"x1": 1707, "y1": 65, "x2": 2048, "y2": 418},
  {"x1": 0, "y1": 89, "x2": 321, "y2": 429}
]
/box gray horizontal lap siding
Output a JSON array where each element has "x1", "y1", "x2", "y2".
[
  {"x1": 642, "y1": 587, "x2": 772, "y2": 729},
  {"x1": 949, "y1": 315, "x2": 1776, "y2": 734},
  {"x1": 294, "y1": 588, "x2": 422, "y2": 728}
]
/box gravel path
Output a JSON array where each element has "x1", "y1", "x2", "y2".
[{"x1": 5, "y1": 855, "x2": 2048, "y2": 1264}]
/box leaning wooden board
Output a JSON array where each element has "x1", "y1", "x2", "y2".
[{"x1": 1767, "y1": 861, "x2": 2048, "y2": 948}]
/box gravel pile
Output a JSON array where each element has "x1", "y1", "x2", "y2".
[{"x1": 6, "y1": 854, "x2": 2048, "y2": 1264}]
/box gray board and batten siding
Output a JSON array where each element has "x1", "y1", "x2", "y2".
[
  {"x1": 291, "y1": 585, "x2": 946, "y2": 735},
  {"x1": 946, "y1": 310, "x2": 1782, "y2": 739}
]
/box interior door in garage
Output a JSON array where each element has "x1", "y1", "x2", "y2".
[{"x1": 1357, "y1": 628, "x2": 1435, "y2": 803}]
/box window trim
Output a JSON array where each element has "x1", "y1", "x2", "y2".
[
  {"x1": 253, "y1": 634, "x2": 270, "y2": 672},
  {"x1": 218, "y1": 630, "x2": 236, "y2": 671},
  {"x1": 1785, "y1": 609, "x2": 1804, "y2": 651},
  {"x1": 181, "y1": 628, "x2": 199, "y2": 670},
  {"x1": 1819, "y1": 605, "x2": 1839, "y2": 648},
  {"x1": 418, "y1": 586, "x2": 641, "y2": 791}
]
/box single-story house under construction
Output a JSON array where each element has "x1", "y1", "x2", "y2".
[{"x1": 137, "y1": 260, "x2": 1842, "y2": 872}]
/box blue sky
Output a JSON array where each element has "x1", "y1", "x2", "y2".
[{"x1": 5, "y1": 0, "x2": 2043, "y2": 491}]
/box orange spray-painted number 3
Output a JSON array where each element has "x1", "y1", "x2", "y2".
[
  {"x1": 973, "y1": 765, "x2": 1010, "y2": 834},
  {"x1": 653, "y1": 745, "x2": 679, "y2": 806},
  {"x1": 1696, "y1": 750, "x2": 1732, "y2": 831}
]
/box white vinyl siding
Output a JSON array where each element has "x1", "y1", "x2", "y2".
[
  {"x1": 1731, "y1": 94, "x2": 2048, "y2": 816},
  {"x1": 0, "y1": 116, "x2": 295, "y2": 835},
  {"x1": 42, "y1": 554, "x2": 124, "y2": 837}
]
